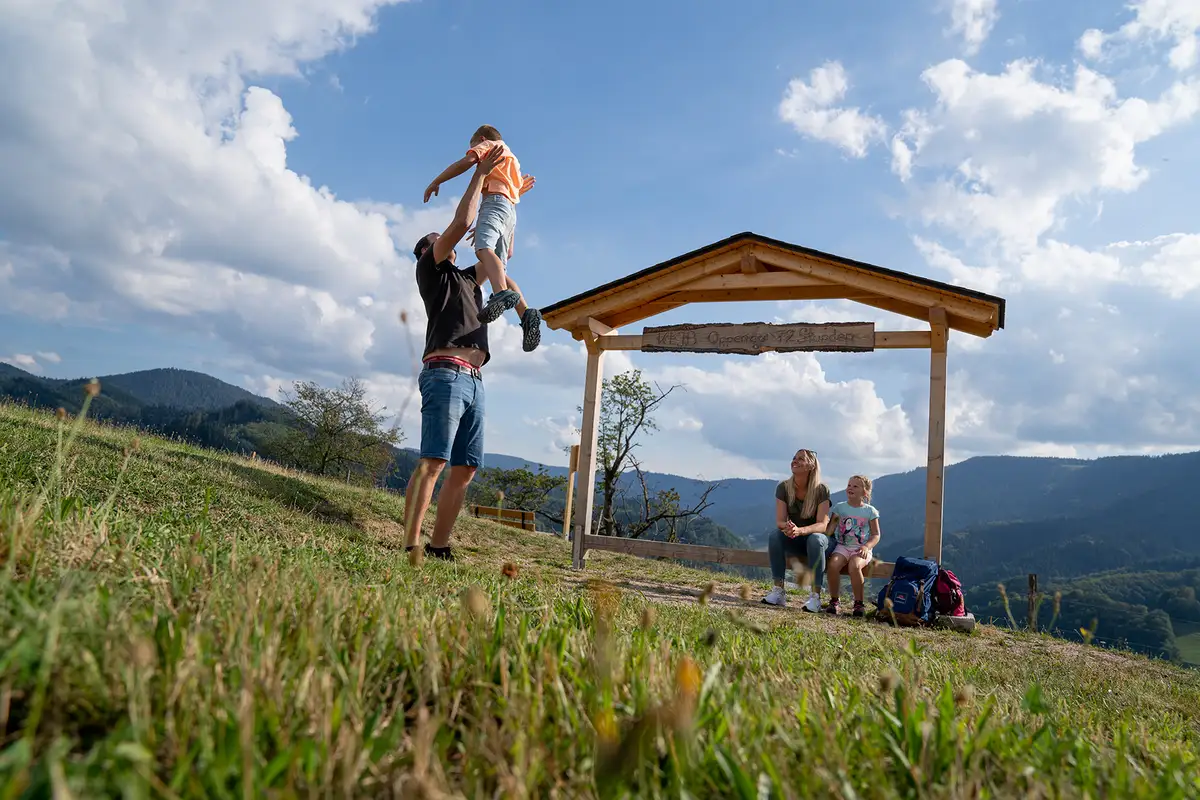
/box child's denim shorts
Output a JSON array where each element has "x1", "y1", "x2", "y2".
[{"x1": 474, "y1": 193, "x2": 516, "y2": 265}]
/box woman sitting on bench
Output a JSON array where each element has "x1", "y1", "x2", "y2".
[{"x1": 761, "y1": 448, "x2": 832, "y2": 612}]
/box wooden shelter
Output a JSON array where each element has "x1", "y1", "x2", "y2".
[{"x1": 541, "y1": 232, "x2": 1006, "y2": 577}]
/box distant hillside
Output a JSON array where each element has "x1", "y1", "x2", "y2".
[
  {"x1": 0, "y1": 364, "x2": 291, "y2": 455},
  {"x1": 0, "y1": 364, "x2": 278, "y2": 412},
  {"x1": 96, "y1": 368, "x2": 280, "y2": 411}
]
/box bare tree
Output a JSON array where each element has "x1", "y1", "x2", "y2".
[
  {"x1": 577, "y1": 369, "x2": 718, "y2": 539},
  {"x1": 623, "y1": 456, "x2": 720, "y2": 541}
]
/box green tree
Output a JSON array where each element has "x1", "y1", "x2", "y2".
[
  {"x1": 265, "y1": 377, "x2": 401, "y2": 486},
  {"x1": 580, "y1": 369, "x2": 718, "y2": 540}
]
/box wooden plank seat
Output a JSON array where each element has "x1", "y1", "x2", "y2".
[
  {"x1": 582, "y1": 535, "x2": 895, "y2": 579},
  {"x1": 468, "y1": 504, "x2": 537, "y2": 532}
]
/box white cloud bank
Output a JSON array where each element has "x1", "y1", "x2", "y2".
[{"x1": 771, "y1": 0, "x2": 1200, "y2": 469}]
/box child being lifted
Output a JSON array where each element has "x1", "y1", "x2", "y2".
[{"x1": 423, "y1": 125, "x2": 542, "y2": 352}]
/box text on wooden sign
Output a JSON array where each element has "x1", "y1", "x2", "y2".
[{"x1": 641, "y1": 322, "x2": 876, "y2": 354}]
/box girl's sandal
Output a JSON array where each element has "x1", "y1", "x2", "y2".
[
  {"x1": 825, "y1": 598, "x2": 840, "y2": 615},
  {"x1": 852, "y1": 601, "x2": 866, "y2": 618}
]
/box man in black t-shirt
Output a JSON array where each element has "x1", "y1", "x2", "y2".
[{"x1": 403, "y1": 145, "x2": 534, "y2": 561}]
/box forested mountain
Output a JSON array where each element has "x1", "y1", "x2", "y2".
[{"x1": 1, "y1": 365, "x2": 278, "y2": 412}]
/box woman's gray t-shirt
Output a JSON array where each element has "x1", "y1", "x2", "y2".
[{"x1": 775, "y1": 480, "x2": 831, "y2": 528}]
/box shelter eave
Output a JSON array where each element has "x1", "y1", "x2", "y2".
[{"x1": 539, "y1": 232, "x2": 1007, "y2": 337}]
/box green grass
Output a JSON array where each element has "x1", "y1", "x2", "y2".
[
  {"x1": 2, "y1": 398, "x2": 1199, "y2": 798},
  {"x1": 1176, "y1": 622, "x2": 1200, "y2": 666}
]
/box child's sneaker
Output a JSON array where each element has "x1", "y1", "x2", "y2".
[
  {"x1": 478, "y1": 289, "x2": 521, "y2": 324},
  {"x1": 825, "y1": 598, "x2": 840, "y2": 615},
  {"x1": 521, "y1": 307, "x2": 542, "y2": 352},
  {"x1": 853, "y1": 601, "x2": 865, "y2": 618},
  {"x1": 761, "y1": 586, "x2": 787, "y2": 606}
]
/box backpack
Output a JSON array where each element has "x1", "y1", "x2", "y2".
[
  {"x1": 876, "y1": 556, "x2": 939, "y2": 626},
  {"x1": 933, "y1": 567, "x2": 966, "y2": 617}
]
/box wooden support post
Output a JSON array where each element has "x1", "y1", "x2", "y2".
[
  {"x1": 924, "y1": 307, "x2": 949, "y2": 562},
  {"x1": 562, "y1": 444, "x2": 579, "y2": 539},
  {"x1": 1028, "y1": 574, "x2": 1039, "y2": 632},
  {"x1": 571, "y1": 340, "x2": 605, "y2": 569}
]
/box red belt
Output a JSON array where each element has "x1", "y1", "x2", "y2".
[{"x1": 423, "y1": 356, "x2": 483, "y2": 377}]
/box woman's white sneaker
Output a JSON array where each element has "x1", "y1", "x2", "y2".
[
  {"x1": 802, "y1": 591, "x2": 822, "y2": 613},
  {"x1": 761, "y1": 586, "x2": 787, "y2": 606}
]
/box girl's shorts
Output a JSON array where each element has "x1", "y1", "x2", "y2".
[{"x1": 832, "y1": 543, "x2": 867, "y2": 561}]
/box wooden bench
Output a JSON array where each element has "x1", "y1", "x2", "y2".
[
  {"x1": 580, "y1": 536, "x2": 895, "y2": 579},
  {"x1": 468, "y1": 504, "x2": 537, "y2": 532}
]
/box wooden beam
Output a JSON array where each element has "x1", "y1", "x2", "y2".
[
  {"x1": 875, "y1": 330, "x2": 932, "y2": 349},
  {"x1": 659, "y1": 287, "x2": 880, "y2": 304},
  {"x1": 561, "y1": 444, "x2": 579, "y2": 539},
  {"x1": 741, "y1": 251, "x2": 763, "y2": 274},
  {"x1": 572, "y1": 344, "x2": 605, "y2": 569},
  {"x1": 596, "y1": 330, "x2": 931, "y2": 352},
  {"x1": 925, "y1": 307, "x2": 949, "y2": 563},
  {"x1": 755, "y1": 245, "x2": 998, "y2": 329},
  {"x1": 556, "y1": 249, "x2": 744, "y2": 330},
  {"x1": 587, "y1": 317, "x2": 616, "y2": 337},
  {"x1": 843, "y1": 294, "x2": 996, "y2": 339},
  {"x1": 684, "y1": 272, "x2": 831, "y2": 292},
  {"x1": 583, "y1": 535, "x2": 895, "y2": 578},
  {"x1": 599, "y1": 301, "x2": 686, "y2": 330}
]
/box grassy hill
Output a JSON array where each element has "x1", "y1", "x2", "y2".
[{"x1": 2, "y1": 400, "x2": 1199, "y2": 796}]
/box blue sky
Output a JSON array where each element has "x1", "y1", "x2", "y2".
[{"x1": 2, "y1": 0, "x2": 1200, "y2": 487}]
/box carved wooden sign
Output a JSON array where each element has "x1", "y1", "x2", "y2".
[{"x1": 641, "y1": 321, "x2": 875, "y2": 354}]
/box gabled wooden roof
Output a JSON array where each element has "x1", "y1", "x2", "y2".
[{"x1": 540, "y1": 232, "x2": 1006, "y2": 338}]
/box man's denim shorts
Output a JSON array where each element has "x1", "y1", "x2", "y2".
[
  {"x1": 418, "y1": 364, "x2": 485, "y2": 467},
  {"x1": 474, "y1": 194, "x2": 515, "y2": 265}
]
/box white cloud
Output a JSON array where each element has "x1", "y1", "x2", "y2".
[
  {"x1": 892, "y1": 58, "x2": 1200, "y2": 248},
  {"x1": 778, "y1": 61, "x2": 888, "y2": 158},
  {"x1": 36, "y1": 351, "x2": 61, "y2": 364},
  {"x1": 0, "y1": 0, "x2": 589, "y2": 405},
  {"x1": 1080, "y1": 0, "x2": 1200, "y2": 72},
  {"x1": 645, "y1": 352, "x2": 924, "y2": 481},
  {"x1": 0, "y1": 0, "x2": 431, "y2": 377},
  {"x1": 1, "y1": 354, "x2": 39, "y2": 370},
  {"x1": 944, "y1": 0, "x2": 999, "y2": 55}
]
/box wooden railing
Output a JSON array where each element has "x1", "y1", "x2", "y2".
[{"x1": 468, "y1": 504, "x2": 537, "y2": 532}]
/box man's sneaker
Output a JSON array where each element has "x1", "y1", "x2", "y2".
[
  {"x1": 424, "y1": 542, "x2": 454, "y2": 562},
  {"x1": 521, "y1": 307, "x2": 543, "y2": 352},
  {"x1": 802, "y1": 591, "x2": 822, "y2": 613},
  {"x1": 761, "y1": 586, "x2": 787, "y2": 606},
  {"x1": 478, "y1": 289, "x2": 521, "y2": 324}
]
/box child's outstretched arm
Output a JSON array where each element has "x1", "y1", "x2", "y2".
[
  {"x1": 424, "y1": 155, "x2": 475, "y2": 203},
  {"x1": 518, "y1": 174, "x2": 536, "y2": 196},
  {"x1": 425, "y1": 141, "x2": 508, "y2": 203}
]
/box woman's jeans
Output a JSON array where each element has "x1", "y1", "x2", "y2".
[{"x1": 767, "y1": 529, "x2": 831, "y2": 592}]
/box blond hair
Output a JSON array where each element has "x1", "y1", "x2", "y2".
[
  {"x1": 783, "y1": 449, "x2": 824, "y2": 518},
  {"x1": 849, "y1": 474, "x2": 873, "y2": 502}
]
